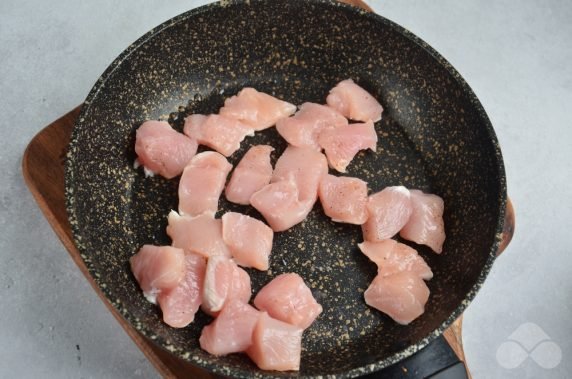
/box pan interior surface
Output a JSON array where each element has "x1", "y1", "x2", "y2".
[{"x1": 65, "y1": 0, "x2": 506, "y2": 377}]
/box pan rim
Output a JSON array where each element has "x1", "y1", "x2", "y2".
[{"x1": 64, "y1": 0, "x2": 507, "y2": 377}]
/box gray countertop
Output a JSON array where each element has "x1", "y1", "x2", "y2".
[{"x1": 1, "y1": 1, "x2": 570, "y2": 378}]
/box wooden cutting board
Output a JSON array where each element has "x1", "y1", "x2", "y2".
[{"x1": 21, "y1": 2, "x2": 515, "y2": 378}]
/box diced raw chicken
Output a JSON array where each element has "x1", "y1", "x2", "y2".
[
  {"x1": 318, "y1": 120, "x2": 377, "y2": 173},
  {"x1": 220, "y1": 87, "x2": 296, "y2": 131},
  {"x1": 250, "y1": 180, "x2": 314, "y2": 232},
  {"x1": 183, "y1": 114, "x2": 253, "y2": 157},
  {"x1": 202, "y1": 255, "x2": 251, "y2": 314},
  {"x1": 129, "y1": 245, "x2": 185, "y2": 304},
  {"x1": 272, "y1": 145, "x2": 328, "y2": 203},
  {"x1": 276, "y1": 102, "x2": 348, "y2": 150},
  {"x1": 254, "y1": 273, "x2": 322, "y2": 329},
  {"x1": 225, "y1": 145, "x2": 274, "y2": 205},
  {"x1": 134, "y1": 120, "x2": 198, "y2": 179},
  {"x1": 246, "y1": 312, "x2": 303, "y2": 371},
  {"x1": 326, "y1": 79, "x2": 383, "y2": 122},
  {"x1": 362, "y1": 186, "x2": 412, "y2": 242},
  {"x1": 222, "y1": 212, "x2": 273, "y2": 271},
  {"x1": 358, "y1": 240, "x2": 433, "y2": 280},
  {"x1": 166, "y1": 211, "x2": 230, "y2": 259},
  {"x1": 364, "y1": 271, "x2": 430, "y2": 325},
  {"x1": 178, "y1": 151, "x2": 232, "y2": 216},
  {"x1": 400, "y1": 190, "x2": 446, "y2": 254},
  {"x1": 318, "y1": 174, "x2": 368, "y2": 224},
  {"x1": 199, "y1": 299, "x2": 262, "y2": 356},
  {"x1": 157, "y1": 253, "x2": 206, "y2": 328}
]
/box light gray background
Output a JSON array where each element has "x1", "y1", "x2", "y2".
[{"x1": 1, "y1": 1, "x2": 570, "y2": 378}]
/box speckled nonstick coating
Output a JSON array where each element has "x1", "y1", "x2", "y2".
[{"x1": 65, "y1": 1, "x2": 506, "y2": 377}]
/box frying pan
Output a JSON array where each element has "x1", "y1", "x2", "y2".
[{"x1": 65, "y1": 0, "x2": 507, "y2": 377}]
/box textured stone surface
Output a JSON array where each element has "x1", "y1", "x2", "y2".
[{"x1": 1, "y1": 0, "x2": 571, "y2": 378}]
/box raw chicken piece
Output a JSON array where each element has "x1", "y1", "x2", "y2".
[
  {"x1": 225, "y1": 145, "x2": 274, "y2": 205},
  {"x1": 178, "y1": 151, "x2": 232, "y2": 216},
  {"x1": 318, "y1": 174, "x2": 368, "y2": 224},
  {"x1": 276, "y1": 102, "x2": 348, "y2": 150},
  {"x1": 166, "y1": 211, "x2": 230, "y2": 259},
  {"x1": 250, "y1": 180, "x2": 314, "y2": 232},
  {"x1": 220, "y1": 88, "x2": 296, "y2": 131},
  {"x1": 254, "y1": 273, "x2": 322, "y2": 329},
  {"x1": 129, "y1": 245, "x2": 185, "y2": 304},
  {"x1": 246, "y1": 312, "x2": 303, "y2": 371},
  {"x1": 400, "y1": 190, "x2": 446, "y2": 254},
  {"x1": 222, "y1": 212, "x2": 273, "y2": 271},
  {"x1": 364, "y1": 271, "x2": 430, "y2": 325},
  {"x1": 183, "y1": 114, "x2": 253, "y2": 157},
  {"x1": 199, "y1": 299, "x2": 262, "y2": 356},
  {"x1": 157, "y1": 253, "x2": 206, "y2": 328},
  {"x1": 134, "y1": 120, "x2": 198, "y2": 179},
  {"x1": 202, "y1": 255, "x2": 251, "y2": 314},
  {"x1": 362, "y1": 186, "x2": 412, "y2": 242},
  {"x1": 318, "y1": 120, "x2": 377, "y2": 173},
  {"x1": 326, "y1": 79, "x2": 383, "y2": 122},
  {"x1": 358, "y1": 240, "x2": 433, "y2": 280},
  {"x1": 272, "y1": 145, "x2": 328, "y2": 203}
]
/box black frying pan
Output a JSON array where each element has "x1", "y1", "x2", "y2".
[{"x1": 65, "y1": 1, "x2": 507, "y2": 377}]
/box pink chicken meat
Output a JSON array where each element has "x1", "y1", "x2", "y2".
[
  {"x1": 400, "y1": 190, "x2": 446, "y2": 254},
  {"x1": 166, "y1": 211, "x2": 230, "y2": 259},
  {"x1": 246, "y1": 312, "x2": 303, "y2": 371},
  {"x1": 222, "y1": 212, "x2": 273, "y2": 271},
  {"x1": 199, "y1": 299, "x2": 262, "y2": 356},
  {"x1": 358, "y1": 240, "x2": 433, "y2": 280},
  {"x1": 225, "y1": 145, "x2": 274, "y2": 205},
  {"x1": 326, "y1": 79, "x2": 383, "y2": 122},
  {"x1": 318, "y1": 174, "x2": 368, "y2": 224},
  {"x1": 254, "y1": 273, "x2": 322, "y2": 330},
  {"x1": 276, "y1": 102, "x2": 348, "y2": 150},
  {"x1": 272, "y1": 145, "x2": 328, "y2": 203},
  {"x1": 250, "y1": 180, "x2": 314, "y2": 232},
  {"x1": 157, "y1": 252, "x2": 206, "y2": 328},
  {"x1": 318, "y1": 120, "x2": 377, "y2": 173},
  {"x1": 178, "y1": 151, "x2": 232, "y2": 216},
  {"x1": 362, "y1": 186, "x2": 413, "y2": 242},
  {"x1": 183, "y1": 114, "x2": 253, "y2": 157},
  {"x1": 252, "y1": 145, "x2": 328, "y2": 231},
  {"x1": 134, "y1": 120, "x2": 198, "y2": 179},
  {"x1": 364, "y1": 271, "x2": 430, "y2": 325},
  {"x1": 220, "y1": 87, "x2": 296, "y2": 131},
  {"x1": 129, "y1": 245, "x2": 185, "y2": 304},
  {"x1": 202, "y1": 255, "x2": 251, "y2": 315}
]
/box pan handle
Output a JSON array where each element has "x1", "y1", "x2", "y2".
[{"x1": 361, "y1": 335, "x2": 468, "y2": 379}]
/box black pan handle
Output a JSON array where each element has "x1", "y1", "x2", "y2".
[{"x1": 361, "y1": 335, "x2": 468, "y2": 379}]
